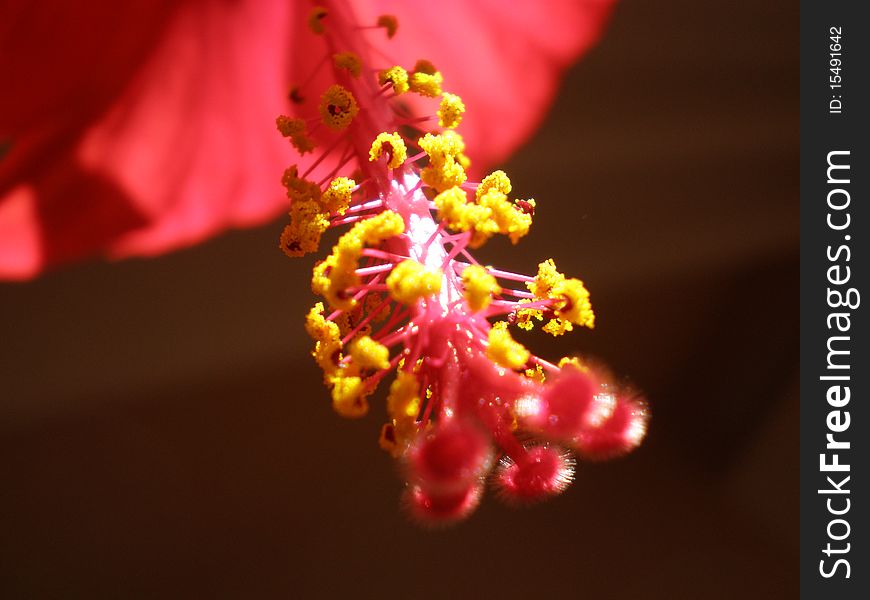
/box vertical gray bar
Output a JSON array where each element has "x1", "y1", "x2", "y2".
[{"x1": 800, "y1": 2, "x2": 867, "y2": 597}]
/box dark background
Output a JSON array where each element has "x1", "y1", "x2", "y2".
[{"x1": 0, "y1": 1, "x2": 798, "y2": 598}]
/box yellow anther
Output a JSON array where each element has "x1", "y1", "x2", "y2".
[
  {"x1": 281, "y1": 165, "x2": 321, "y2": 203},
  {"x1": 477, "y1": 188, "x2": 532, "y2": 244},
  {"x1": 437, "y1": 93, "x2": 465, "y2": 129},
  {"x1": 486, "y1": 321, "x2": 530, "y2": 370},
  {"x1": 276, "y1": 115, "x2": 304, "y2": 137},
  {"x1": 330, "y1": 375, "x2": 369, "y2": 418},
  {"x1": 369, "y1": 132, "x2": 408, "y2": 169},
  {"x1": 551, "y1": 278, "x2": 595, "y2": 328},
  {"x1": 276, "y1": 116, "x2": 316, "y2": 155},
  {"x1": 515, "y1": 299, "x2": 543, "y2": 331},
  {"x1": 409, "y1": 59, "x2": 443, "y2": 97},
  {"x1": 279, "y1": 200, "x2": 330, "y2": 257},
  {"x1": 386, "y1": 260, "x2": 442, "y2": 304},
  {"x1": 558, "y1": 356, "x2": 589, "y2": 372},
  {"x1": 305, "y1": 302, "x2": 340, "y2": 344},
  {"x1": 317, "y1": 211, "x2": 405, "y2": 310},
  {"x1": 376, "y1": 14, "x2": 399, "y2": 39},
  {"x1": 378, "y1": 66, "x2": 409, "y2": 95},
  {"x1": 378, "y1": 423, "x2": 399, "y2": 454},
  {"x1": 542, "y1": 318, "x2": 573, "y2": 336},
  {"x1": 461, "y1": 264, "x2": 501, "y2": 312},
  {"x1": 457, "y1": 152, "x2": 471, "y2": 170},
  {"x1": 413, "y1": 59, "x2": 438, "y2": 75},
  {"x1": 349, "y1": 335, "x2": 391, "y2": 371},
  {"x1": 308, "y1": 6, "x2": 328, "y2": 34},
  {"x1": 387, "y1": 371, "x2": 420, "y2": 420},
  {"x1": 418, "y1": 132, "x2": 464, "y2": 163},
  {"x1": 319, "y1": 84, "x2": 359, "y2": 130},
  {"x1": 524, "y1": 364, "x2": 546, "y2": 383},
  {"x1": 380, "y1": 371, "x2": 422, "y2": 456},
  {"x1": 433, "y1": 186, "x2": 495, "y2": 246},
  {"x1": 311, "y1": 254, "x2": 336, "y2": 297},
  {"x1": 433, "y1": 186, "x2": 470, "y2": 228},
  {"x1": 288, "y1": 86, "x2": 305, "y2": 104},
  {"x1": 421, "y1": 158, "x2": 466, "y2": 193},
  {"x1": 418, "y1": 132, "x2": 467, "y2": 192},
  {"x1": 526, "y1": 259, "x2": 594, "y2": 335},
  {"x1": 305, "y1": 303, "x2": 343, "y2": 377},
  {"x1": 476, "y1": 170, "x2": 512, "y2": 200},
  {"x1": 354, "y1": 209, "x2": 405, "y2": 245},
  {"x1": 333, "y1": 52, "x2": 362, "y2": 78},
  {"x1": 322, "y1": 177, "x2": 355, "y2": 215},
  {"x1": 528, "y1": 259, "x2": 565, "y2": 298}
]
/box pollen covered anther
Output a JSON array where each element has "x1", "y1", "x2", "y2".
[
  {"x1": 322, "y1": 177, "x2": 356, "y2": 215},
  {"x1": 319, "y1": 84, "x2": 359, "y2": 130},
  {"x1": 276, "y1": 115, "x2": 316, "y2": 154},
  {"x1": 386, "y1": 260, "x2": 442, "y2": 305},
  {"x1": 308, "y1": 6, "x2": 328, "y2": 34},
  {"x1": 378, "y1": 66, "x2": 409, "y2": 95},
  {"x1": 376, "y1": 14, "x2": 399, "y2": 39},
  {"x1": 461, "y1": 264, "x2": 500, "y2": 312},
  {"x1": 369, "y1": 132, "x2": 408, "y2": 169},
  {"x1": 409, "y1": 59, "x2": 443, "y2": 97},
  {"x1": 349, "y1": 335, "x2": 391, "y2": 371},
  {"x1": 486, "y1": 322, "x2": 530, "y2": 370},
  {"x1": 438, "y1": 93, "x2": 465, "y2": 129},
  {"x1": 333, "y1": 52, "x2": 362, "y2": 78},
  {"x1": 330, "y1": 375, "x2": 369, "y2": 418}
]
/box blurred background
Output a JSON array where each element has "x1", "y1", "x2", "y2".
[{"x1": 0, "y1": 1, "x2": 798, "y2": 598}]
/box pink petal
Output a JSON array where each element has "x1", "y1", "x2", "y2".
[
  {"x1": 0, "y1": 0, "x2": 614, "y2": 279},
  {"x1": 356, "y1": 0, "x2": 615, "y2": 173}
]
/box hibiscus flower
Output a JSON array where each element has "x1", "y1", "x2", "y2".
[
  {"x1": 263, "y1": 2, "x2": 647, "y2": 523},
  {"x1": 0, "y1": 0, "x2": 614, "y2": 279}
]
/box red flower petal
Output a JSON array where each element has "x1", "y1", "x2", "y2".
[{"x1": 0, "y1": 0, "x2": 614, "y2": 279}]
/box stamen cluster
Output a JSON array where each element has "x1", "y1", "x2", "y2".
[{"x1": 278, "y1": 5, "x2": 648, "y2": 524}]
